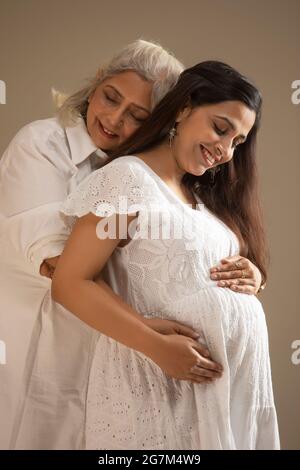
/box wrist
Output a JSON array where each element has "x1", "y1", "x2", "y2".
[{"x1": 138, "y1": 326, "x2": 163, "y2": 360}]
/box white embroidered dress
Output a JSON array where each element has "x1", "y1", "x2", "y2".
[{"x1": 61, "y1": 156, "x2": 280, "y2": 450}]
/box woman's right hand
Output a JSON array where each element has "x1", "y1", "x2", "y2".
[
  {"x1": 40, "y1": 256, "x2": 60, "y2": 279},
  {"x1": 149, "y1": 333, "x2": 223, "y2": 384}
]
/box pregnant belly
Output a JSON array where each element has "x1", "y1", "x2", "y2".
[{"x1": 149, "y1": 287, "x2": 268, "y2": 364}]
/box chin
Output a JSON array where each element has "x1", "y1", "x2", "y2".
[
  {"x1": 94, "y1": 136, "x2": 114, "y2": 151},
  {"x1": 188, "y1": 165, "x2": 206, "y2": 177}
]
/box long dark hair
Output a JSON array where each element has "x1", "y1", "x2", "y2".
[{"x1": 110, "y1": 61, "x2": 269, "y2": 283}]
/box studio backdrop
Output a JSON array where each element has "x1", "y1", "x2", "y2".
[{"x1": 0, "y1": 0, "x2": 299, "y2": 450}]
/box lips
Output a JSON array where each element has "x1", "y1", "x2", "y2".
[
  {"x1": 97, "y1": 120, "x2": 118, "y2": 139},
  {"x1": 200, "y1": 144, "x2": 215, "y2": 166}
]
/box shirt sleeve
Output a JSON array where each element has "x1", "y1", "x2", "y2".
[
  {"x1": 2, "y1": 202, "x2": 70, "y2": 275},
  {"x1": 0, "y1": 121, "x2": 71, "y2": 275}
]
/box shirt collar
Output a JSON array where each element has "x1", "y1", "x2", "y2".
[{"x1": 65, "y1": 117, "x2": 108, "y2": 166}]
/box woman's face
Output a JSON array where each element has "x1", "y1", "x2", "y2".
[
  {"x1": 86, "y1": 71, "x2": 153, "y2": 151},
  {"x1": 173, "y1": 100, "x2": 256, "y2": 176}
]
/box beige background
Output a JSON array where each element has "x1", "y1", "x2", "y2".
[{"x1": 0, "y1": 0, "x2": 299, "y2": 449}]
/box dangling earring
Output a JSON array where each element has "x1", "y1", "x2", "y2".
[{"x1": 168, "y1": 125, "x2": 177, "y2": 147}]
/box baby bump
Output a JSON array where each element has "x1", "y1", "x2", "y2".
[{"x1": 155, "y1": 287, "x2": 269, "y2": 367}]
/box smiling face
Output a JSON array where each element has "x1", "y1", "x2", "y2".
[
  {"x1": 86, "y1": 71, "x2": 153, "y2": 151},
  {"x1": 173, "y1": 100, "x2": 256, "y2": 176}
]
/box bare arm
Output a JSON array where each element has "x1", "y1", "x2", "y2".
[{"x1": 52, "y1": 212, "x2": 223, "y2": 382}]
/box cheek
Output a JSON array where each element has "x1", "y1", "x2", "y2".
[
  {"x1": 119, "y1": 123, "x2": 140, "y2": 143},
  {"x1": 90, "y1": 101, "x2": 102, "y2": 119}
]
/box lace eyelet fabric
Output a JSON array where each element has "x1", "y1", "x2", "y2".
[{"x1": 61, "y1": 156, "x2": 280, "y2": 450}]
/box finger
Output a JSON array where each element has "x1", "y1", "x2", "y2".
[
  {"x1": 190, "y1": 365, "x2": 222, "y2": 379},
  {"x1": 209, "y1": 257, "x2": 238, "y2": 273},
  {"x1": 210, "y1": 256, "x2": 246, "y2": 272},
  {"x1": 230, "y1": 284, "x2": 256, "y2": 295},
  {"x1": 39, "y1": 262, "x2": 52, "y2": 279},
  {"x1": 229, "y1": 278, "x2": 256, "y2": 287},
  {"x1": 172, "y1": 323, "x2": 200, "y2": 340},
  {"x1": 220, "y1": 255, "x2": 244, "y2": 264},
  {"x1": 192, "y1": 349, "x2": 223, "y2": 371},
  {"x1": 217, "y1": 278, "x2": 255, "y2": 288},
  {"x1": 188, "y1": 374, "x2": 214, "y2": 384},
  {"x1": 211, "y1": 269, "x2": 249, "y2": 281},
  {"x1": 190, "y1": 341, "x2": 211, "y2": 358}
]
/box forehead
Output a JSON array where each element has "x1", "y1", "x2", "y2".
[{"x1": 100, "y1": 71, "x2": 153, "y2": 109}]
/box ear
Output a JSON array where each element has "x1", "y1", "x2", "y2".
[{"x1": 176, "y1": 105, "x2": 192, "y2": 124}]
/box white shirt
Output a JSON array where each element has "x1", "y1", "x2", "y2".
[
  {"x1": 0, "y1": 117, "x2": 108, "y2": 449},
  {"x1": 0, "y1": 116, "x2": 108, "y2": 274}
]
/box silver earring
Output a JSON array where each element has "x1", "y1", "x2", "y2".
[{"x1": 168, "y1": 126, "x2": 177, "y2": 147}]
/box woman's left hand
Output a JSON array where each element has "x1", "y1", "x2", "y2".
[{"x1": 210, "y1": 255, "x2": 262, "y2": 295}]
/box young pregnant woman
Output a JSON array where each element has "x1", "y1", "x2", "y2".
[{"x1": 52, "y1": 60, "x2": 280, "y2": 449}]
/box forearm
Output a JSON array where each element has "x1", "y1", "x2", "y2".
[{"x1": 51, "y1": 278, "x2": 159, "y2": 358}]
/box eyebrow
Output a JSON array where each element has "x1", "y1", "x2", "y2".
[
  {"x1": 214, "y1": 115, "x2": 246, "y2": 141},
  {"x1": 105, "y1": 85, "x2": 151, "y2": 114}
]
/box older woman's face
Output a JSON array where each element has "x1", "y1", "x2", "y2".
[
  {"x1": 173, "y1": 101, "x2": 256, "y2": 176},
  {"x1": 87, "y1": 71, "x2": 152, "y2": 151}
]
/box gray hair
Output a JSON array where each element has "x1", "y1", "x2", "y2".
[{"x1": 54, "y1": 39, "x2": 184, "y2": 127}]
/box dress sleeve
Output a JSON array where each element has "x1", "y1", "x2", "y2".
[{"x1": 60, "y1": 158, "x2": 158, "y2": 224}]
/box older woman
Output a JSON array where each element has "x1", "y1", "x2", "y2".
[{"x1": 0, "y1": 41, "x2": 264, "y2": 449}]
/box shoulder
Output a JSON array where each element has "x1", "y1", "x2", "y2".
[
  {"x1": 5, "y1": 118, "x2": 64, "y2": 151},
  {"x1": 12, "y1": 117, "x2": 62, "y2": 141},
  {"x1": 94, "y1": 156, "x2": 156, "y2": 185},
  {"x1": 1, "y1": 118, "x2": 68, "y2": 171},
  {"x1": 86, "y1": 156, "x2": 160, "y2": 202},
  {"x1": 62, "y1": 156, "x2": 160, "y2": 219}
]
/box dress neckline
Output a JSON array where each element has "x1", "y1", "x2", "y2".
[{"x1": 123, "y1": 155, "x2": 204, "y2": 213}]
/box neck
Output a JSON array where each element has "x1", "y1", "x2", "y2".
[{"x1": 145, "y1": 140, "x2": 186, "y2": 186}]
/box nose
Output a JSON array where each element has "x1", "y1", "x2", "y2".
[
  {"x1": 108, "y1": 108, "x2": 125, "y2": 129},
  {"x1": 216, "y1": 139, "x2": 233, "y2": 162}
]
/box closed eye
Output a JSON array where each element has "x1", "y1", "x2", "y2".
[
  {"x1": 213, "y1": 123, "x2": 227, "y2": 136},
  {"x1": 104, "y1": 92, "x2": 118, "y2": 104},
  {"x1": 130, "y1": 113, "x2": 146, "y2": 123}
]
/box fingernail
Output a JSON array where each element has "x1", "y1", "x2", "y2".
[
  {"x1": 211, "y1": 274, "x2": 218, "y2": 280},
  {"x1": 218, "y1": 281, "x2": 225, "y2": 286}
]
